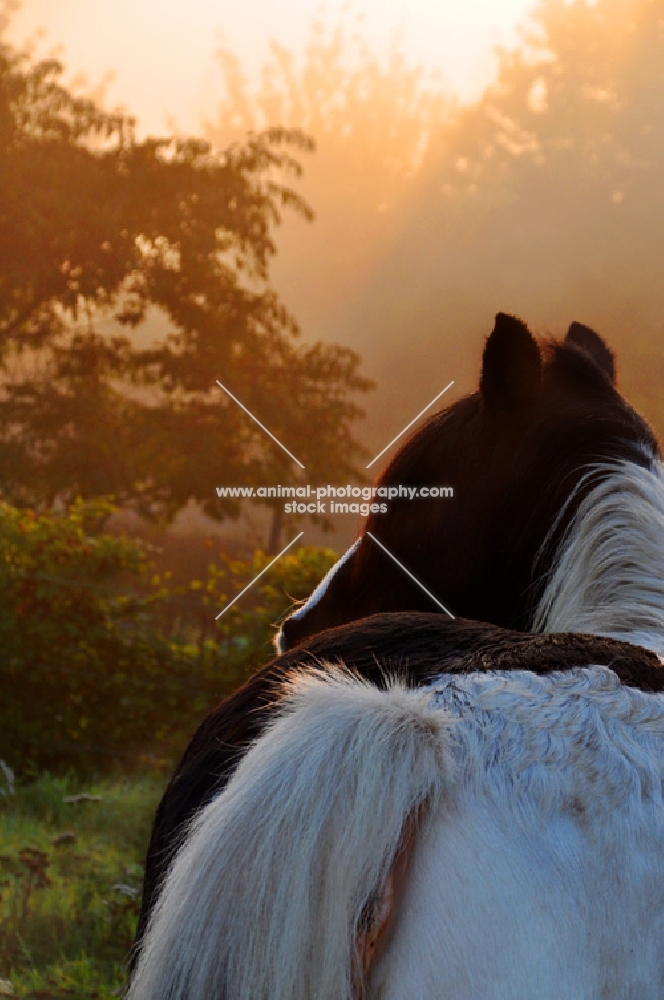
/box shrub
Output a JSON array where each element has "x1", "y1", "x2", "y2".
[
  {"x1": 0, "y1": 499, "x2": 338, "y2": 774},
  {"x1": 0, "y1": 499, "x2": 201, "y2": 774}
]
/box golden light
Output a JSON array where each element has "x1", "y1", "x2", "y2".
[{"x1": 6, "y1": 0, "x2": 537, "y2": 134}]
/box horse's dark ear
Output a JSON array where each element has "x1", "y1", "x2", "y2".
[
  {"x1": 480, "y1": 313, "x2": 541, "y2": 413},
  {"x1": 565, "y1": 322, "x2": 615, "y2": 382}
]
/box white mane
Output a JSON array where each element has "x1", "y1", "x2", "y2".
[{"x1": 533, "y1": 455, "x2": 664, "y2": 658}]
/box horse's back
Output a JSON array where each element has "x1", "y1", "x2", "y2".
[
  {"x1": 377, "y1": 797, "x2": 663, "y2": 998},
  {"x1": 375, "y1": 668, "x2": 664, "y2": 999},
  {"x1": 130, "y1": 665, "x2": 664, "y2": 1000}
]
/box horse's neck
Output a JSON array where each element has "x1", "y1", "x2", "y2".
[{"x1": 533, "y1": 456, "x2": 664, "y2": 659}]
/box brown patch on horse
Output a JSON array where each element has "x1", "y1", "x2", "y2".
[{"x1": 354, "y1": 807, "x2": 422, "y2": 997}]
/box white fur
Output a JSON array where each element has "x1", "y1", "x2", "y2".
[
  {"x1": 375, "y1": 668, "x2": 664, "y2": 998},
  {"x1": 128, "y1": 668, "x2": 449, "y2": 1000},
  {"x1": 130, "y1": 667, "x2": 664, "y2": 1000},
  {"x1": 533, "y1": 457, "x2": 664, "y2": 658},
  {"x1": 275, "y1": 537, "x2": 361, "y2": 653}
]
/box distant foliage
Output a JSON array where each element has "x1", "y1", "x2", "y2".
[
  {"x1": 208, "y1": 1, "x2": 664, "y2": 445},
  {"x1": 0, "y1": 499, "x2": 336, "y2": 774},
  {"x1": 207, "y1": 12, "x2": 451, "y2": 348},
  {"x1": 0, "y1": 40, "x2": 372, "y2": 524},
  {"x1": 210, "y1": 12, "x2": 450, "y2": 200}
]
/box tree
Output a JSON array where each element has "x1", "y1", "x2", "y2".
[
  {"x1": 297, "y1": 0, "x2": 664, "y2": 442},
  {"x1": 430, "y1": 0, "x2": 664, "y2": 226},
  {"x1": 0, "y1": 40, "x2": 373, "y2": 536},
  {"x1": 205, "y1": 12, "x2": 452, "y2": 352}
]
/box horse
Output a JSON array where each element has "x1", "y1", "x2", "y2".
[
  {"x1": 131, "y1": 312, "x2": 664, "y2": 967},
  {"x1": 128, "y1": 657, "x2": 664, "y2": 999},
  {"x1": 278, "y1": 312, "x2": 664, "y2": 655}
]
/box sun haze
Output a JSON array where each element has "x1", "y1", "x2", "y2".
[{"x1": 5, "y1": 0, "x2": 537, "y2": 134}]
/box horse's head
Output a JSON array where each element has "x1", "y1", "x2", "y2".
[{"x1": 278, "y1": 313, "x2": 658, "y2": 651}]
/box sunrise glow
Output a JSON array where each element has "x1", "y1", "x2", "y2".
[{"x1": 6, "y1": 0, "x2": 537, "y2": 134}]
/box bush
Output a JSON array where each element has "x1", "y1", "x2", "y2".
[
  {"x1": 0, "y1": 499, "x2": 198, "y2": 774},
  {"x1": 0, "y1": 499, "x2": 338, "y2": 775}
]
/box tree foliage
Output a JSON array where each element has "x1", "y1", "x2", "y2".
[
  {"x1": 0, "y1": 41, "x2": 373, "y2": 523},
  {"x1": 209, "y1": 12, "x2": 450, "y2": 204},
  {"x1": 0, "y1": 495, "x2": 338, "y2": 774},
  {"x1": 0, "y1": 497, "x2": 190, "y2": 773},
  {"x1": 205, "y1": 13, "x2": 452, "y2": 355},
  {"x1": 432, "y1": 0, "x2": 664, "y2": 239},
  {"x1": 279, "y1": 0, "x2": 664, "y2": 439},
  {"x1": 421, "y1": 0, "x2": 664, "y2": 431}
]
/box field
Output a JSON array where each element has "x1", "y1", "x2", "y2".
[{"x1": 0, "y1": 772, "x2": 165, "y2": 999}]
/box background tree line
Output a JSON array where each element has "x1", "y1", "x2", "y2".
[{"x1": 0, "y1": 38, "x2": 373, "y2": 540}]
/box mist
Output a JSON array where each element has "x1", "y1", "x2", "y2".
[{"x1": 205, "y1": 0, "x2": 664, "y2": 469}]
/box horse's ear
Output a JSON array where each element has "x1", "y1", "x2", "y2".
[
  {"x1": 480, "y1": 313, "x2": 542, "y2": 413},
  {"x1": 565, "y1": 322, "x2": 616, "y2": 382}
]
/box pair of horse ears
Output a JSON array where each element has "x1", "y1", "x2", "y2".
[{"x1": 480, "y1": 312, "x2": 616, "y2": 412}]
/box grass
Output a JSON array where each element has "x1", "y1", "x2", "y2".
[{"x1": 0, "y1": 771, "x2": 166, "y2": 999}]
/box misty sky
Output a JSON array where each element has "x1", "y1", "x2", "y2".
[{"x1": 6, "y1": 0, "x2": 537, "y2": 134}]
